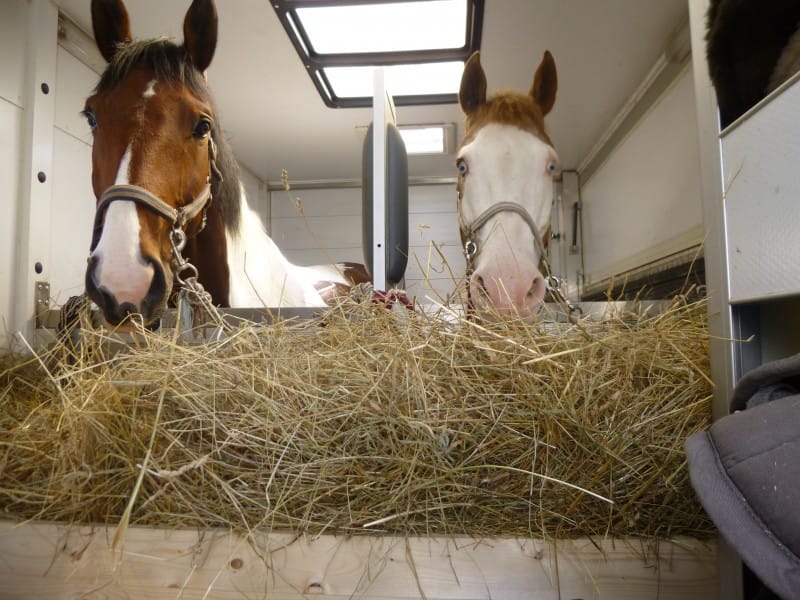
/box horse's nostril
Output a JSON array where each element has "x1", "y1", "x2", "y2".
[
  {"x1": 471, "y1": 274, "x2": 490, "y2": 301},
  {"x1": 141, "y1": 258, "x2": 169, "y2": 320},
  {"x1": 85, "y1": 255, "x2": 99, "y2": 285},
  {"x1": 118, "y1": 302, "x2": 138, "y2": 317}
]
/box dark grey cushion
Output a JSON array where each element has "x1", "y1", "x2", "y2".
[{"x1": 685, "y1": 354, "x2": 800, "y2": 600}]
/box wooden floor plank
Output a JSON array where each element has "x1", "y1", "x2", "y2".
[{"x1": 0, "y1": 520, "x2": 717, "y2": 599}]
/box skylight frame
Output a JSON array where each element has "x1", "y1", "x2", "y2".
[
  {"x1": 271, "y1": 0, "x2": 484, "y2": 108},
  {"x1": 398, "y1": 123, "x2": 455, "y2": 155}
]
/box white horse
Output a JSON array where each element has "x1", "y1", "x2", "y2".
[{"x1": 456, "y1": 50, "x2": 559, "y2": 319}]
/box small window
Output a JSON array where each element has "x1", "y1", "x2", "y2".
[{"x1": 272, "y1": 0, "x2": 484, "y2": 108}]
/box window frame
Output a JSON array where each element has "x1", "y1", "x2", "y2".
[{"x1": 271, "y1": 0, "x2": 484, "y2": 108}]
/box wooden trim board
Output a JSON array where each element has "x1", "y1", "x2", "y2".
[{"x1": 0, "y1": 520, "x2": 717, "y2": 599}]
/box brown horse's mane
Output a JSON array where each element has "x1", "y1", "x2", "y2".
[
  {"x1": 96, "y1": 38, "x2": 242, "y2": 235},
  {"x1": 459, "y1": 91, "x2": 552, "y2": 149}
]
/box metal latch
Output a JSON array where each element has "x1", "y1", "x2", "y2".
[{"x1": 35, "y1": 281, "x2": 50, "y2": 329}]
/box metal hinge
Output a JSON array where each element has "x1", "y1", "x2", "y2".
[{"x1": 35, "y1": 281, "x2": 50, "y2": 329}]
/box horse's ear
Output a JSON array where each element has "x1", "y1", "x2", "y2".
[
  {"x1": 183, "y1": 0, "x2": 218, "y2": 73},
  {"x1": 530, "y1": 50, "x2": 557, "y2": 116},
  {"x1": 459, "y1": 51, "x2": 487, "y2": 114},
  {"x1": 91, "y1": 0, "x2": 132, "y2": 63}
]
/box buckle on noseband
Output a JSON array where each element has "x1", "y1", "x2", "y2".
[{"x1": 464, "y1": 239, "x2": 478, "y2": 262}]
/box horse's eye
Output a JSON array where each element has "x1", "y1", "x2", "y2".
[
  {"x1": 82, "y1": 109, "x2": 98, "y2": 132},
  {"x1": 193, "y1": 117, "x2": 212, "y2": 139},
  {"x1": 456, "y1": 158, "x2": 469, "y2": 175},
  {"x1": 546, "y1": 160, "x2": 558, "y2": 175}
]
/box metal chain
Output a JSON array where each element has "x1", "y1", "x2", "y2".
[
  {"x1": 169, "y1": 224, "x2": 225, "y2": 333},
  {"x1": 544, "y1": 275, "x2": 583, "y2": 321}
]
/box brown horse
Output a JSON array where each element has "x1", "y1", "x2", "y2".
[
  {"x1": 706, "y1": 0, "x2": 800, "y2": 129},
  {"x1": 456, "y1": 50, "x2": 558, "y2": 319},
  {"x1": 85, "y1": 0, "x2": 332, "y2": 329}
]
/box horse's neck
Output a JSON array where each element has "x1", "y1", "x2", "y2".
[{"x1": 225, "y1": 186, "x2": 326, "y2": 308}]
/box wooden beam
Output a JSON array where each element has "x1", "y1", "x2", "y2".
[{"x1": 0, "y1": 520, "x2": 717, "y2": 599}]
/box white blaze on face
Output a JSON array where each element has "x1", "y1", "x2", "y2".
[
  {"x1": 458, "y1": 123, "x2": 556, "y2": 316},
  {"x1": 89, "y1": 145, "x2": 155, "y2": 307},
  {"x1": 88, "y1": 80, "x2": 161, "y2": 308}
]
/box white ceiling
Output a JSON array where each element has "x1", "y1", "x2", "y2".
[{"x1": 55, "y1": 0, "x2": 689, "y2": 184}]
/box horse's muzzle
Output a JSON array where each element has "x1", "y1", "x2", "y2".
[
  {"x1": 470, "y1": 270, "x2": 547, "y2": 320},
  {"x1": 85, "y1": 254, "x2": 169, "y2": 327}
]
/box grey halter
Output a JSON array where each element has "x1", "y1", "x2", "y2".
[
  {"x1": 460, "y1": 201, "x2": 548, "y2": 264},
  {"x1": 457, "y1": 181, "x2": 581, "y2": 318}
]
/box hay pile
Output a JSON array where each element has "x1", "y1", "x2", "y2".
[{"x1": 0, "y1": 296, "x2": 714, "y2": 540}]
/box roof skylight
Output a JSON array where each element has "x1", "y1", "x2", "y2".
[
  {"x1": 272, "y1": 0, "x2": 484, "y2": 108},
  {"x1": 296, "y1": 1, "x2": 467, "y2": 54}
]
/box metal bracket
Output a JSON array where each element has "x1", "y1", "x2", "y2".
[{"x1": 35, "y1": 281, "x2": 50, "y2": 329}]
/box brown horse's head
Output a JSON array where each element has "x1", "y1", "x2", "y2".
[
  {"x1": 84, "y1": 0, "x2": 237, "y2": 328},
  {"x1": 456, "y1": 50, "x2": 558, "y2": 319}
]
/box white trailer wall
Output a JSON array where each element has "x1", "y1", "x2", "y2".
[
  {"x1": 271, "y1": 184, "x2": 464, "y2": 304},
  {"x1": 0, "y1": 1, "x2": 28, "y2": 348},
  {"x1": 51, "y1": 45, "x2": 98, "y2": 307},
  {"x1": 580, "y1": 66, "x2": 704, "y2": 291}
]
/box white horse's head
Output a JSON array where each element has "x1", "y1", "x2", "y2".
[{"x1": 456, "y1": 51, "x2": 558, "y2": 319}]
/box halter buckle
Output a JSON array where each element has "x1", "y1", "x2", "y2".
[
  {"x1": 545, "y1": 274, "x2": 562, "y2": 292},
  {"x1": 170, "y1": 226, "x2": 187, "y2": 253},
  {"x1": 464, "y1": 239, "x2": 478, "y2": 261}
]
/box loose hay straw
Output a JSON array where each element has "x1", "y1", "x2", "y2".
[{"x1": 0, "y1": 295, "x2": 714, "y2": 541}]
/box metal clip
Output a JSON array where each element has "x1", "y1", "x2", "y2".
[
  {"x1": 175, "y1": 260, "x2": 199, "y2": 287},
  {"x1": 546, "y1": 275, "x2": 583, "y2": 318},
  {"x1": 170, "y1": 226, "x2": 187, "y2": 253},
  {"x1": 545, "y1": 274, "x2": 562, "y2": 292},
  {"x1": 169, "y1": 226, "x2": 199, "y2": 286},
  {"x1": 464, "y1": 240, "x2": 478, "y2": 261}
]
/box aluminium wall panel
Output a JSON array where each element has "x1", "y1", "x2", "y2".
[
  {"x1": 0, "y1": 1, "x2": 26, "y2": 347},
  {"x1": 0, "y1": 103, "x2": 23, "y2": 347},
  {"x1": 721, "y1": 74, "x2": 800, "y2": 303}
]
